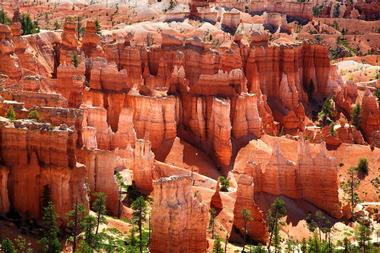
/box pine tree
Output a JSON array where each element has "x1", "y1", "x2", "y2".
[
  {"x1": 92, "y1": 192, "x2": 107, "y2": 235},
  {"x1": 219, "y1": 176, "x2": 230, "y2": 192},
  {"x1": 21, "y1": 14, "x2": 39, "y2": 35},
  {"x1": 209, "y1": 207, "x2": 217, "y2": 239},
  {"x1": 80, "y1": 215, "x2": 98, "y2": 249},
  {"x1": 71, "y1": 52, "x2": 80, "y2": 68},
  {"x1": 267, "y1": 198, "x2": 287, "y2": 253},
  {"x1": 1, "y1": 239, "x2": 15, "y2": 253},
  {"x1": 351, "y1": 104, "x2": 361, "y2": 129},
  {"x1": 355, "y1": 219, "x2": 373, "y2": 253},
  {"x1": 6, "y1": 106, "x2": 16, "y2": 121},
  {"x1": 66, "y1": 201, "x2": 86, "y2": 252},
  {"x1": 357, "y1": 158, "x2": 369, "y2": 176},
  {"x1": 212, "y1": 236, "x2": 223, "y2": 253},
  {"x1": 0, "y1": 9, "x2": 11, "y2": 25},
  {"x1": 318, "y1": 97, "x2": 335, "y2": 126},
  {"x1": 28, "y1": 109, "x2": 40, "y2": 121},
  {"x1": 39, "y1": 201, "x2": 61, "y2": 253},
  {"x1": 341, "y1": 166, "x2": 361, "y2": 219},
  {"x1": 131, "y1": 196, "x2": 148, "y2": 253},
  {"x1": 241, "y1": 208, "x2": 252, "y2": 252},
  {"x1": 95, "y1": 20, "x2": 101, "y2": 35}
]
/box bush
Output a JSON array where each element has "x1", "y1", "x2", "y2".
[
  {"x1": 219, "y1": 176, "x2": 230, "y2": 192},
  {"x1": 71, "y1": 52, "x2": 80, "y2": 68},
  {"x1": 357, "y1": 158, "x2": 369, "y2": 176},
  {"x1": 0, "y1": 9, "x2": 11, "y2": 25},
  {"x1": 351, "y1": 104, "x2": 361, "y2": 129},
  {"x1": 21, "y1": 14, "x2": 40, "y2": 35},
  {"x1": 5, "y1": 106, "x2": 16, "y2": 121},
  {"x1": 28, "y1": 109, "x2": 40, "y2": 121}
]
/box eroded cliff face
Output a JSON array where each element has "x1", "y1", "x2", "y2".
[
  {"x1": 151, "y1": 175, "x2": 209, "y2": 253},
  {"x1": 0, "y1": 118, "x2": 88, "y2": 219},
  {"x1": 232, "y1": 174, "x2": 268, "y2": 243},
  {"x1": 234, "y1": 136, "x2": 342, "y2": 218}
]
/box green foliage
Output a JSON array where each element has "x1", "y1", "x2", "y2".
[
  {"x1": 0, "y1": 9, "x2": 11, "y2": 25},
  {"x1": 253, "y1": 244, "x2": 266, "y2": 253},
  {"x1": 53, "y1": 20, "x2": 61, "y2": 30},
  {"x1": 92, "y1": 192, "x2": 107, "y2": 236},
  {"x1": 267, "y1": 198, "x2": 287, "y2": 252},
  {"x1": 21, "y1": 14, "x2": 40, "y2": 35},
  {"x1": 312, "y1": 4, "x2": 323, "y2": 17},
  {"x1": 341, "y1": 166, "x2": 361, "y2": 218},
  {"x1": 219, "y1": 176, "x2": 230, "y2": 192},
  {"x1": 5, "y1": 106, "x2": 16, "y2": 121},
  {"x1": 39, "y1": 201, "x2": 61, "y2": 253},
  {"x1": 318, "y1": 98, "x2": 335, "y2": 126},
  {"x1": 66, "y1": 202, "x2": 86, "y2": 252},
  {"x1": 131, "y1": 196, "x2": 149, "y2": 253},
  {"x1": 71, "y1": 52, "x2": 80, "y2": 68},
  {"x1": 351, "y1": 104, "x2": 361, "y2": 129},
  {"x1": 94, "y1": 20, "x2": 101, "y2": 35},
  {"x1": 1, "y1": 239, "x2": 15, "y2": 253},
  {"x1": 80, "y1": 215, "x2": 98, "y2": 249},
  {"x1": 28, "y1": 109, "x2": 40, "y2": 121},
  {"x1": 212, "y1": 236, "x2": 223, "y2": 253},
  {"x1": 209, "y1": 208, "x2": 217, "y2": 238},
  {"x1": 354, "y1": 219, "x2": 373, "y2": 253},
  {"x1": 357, "y1": 158, "x2": 369, "y2": 176}
]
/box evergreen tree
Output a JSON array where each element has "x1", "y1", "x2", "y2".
[
  {"x1": 374, "y1": 88, "x2": 380, "y2": 106},
  {"x1": 318, "y1": 98, "x2": 335, "y2": 126},
  {"x1": 341, "y1": 166, "x2": 361, "y2": 219},
  {"x1": 95, "y1": 20, "x2": 101, "y2": 35},
  {"x1": 53, "y1": 20, "x2": 61, "y2": 30},
  {"x1": 131, "y1": 196, "x2": 148, "y2": 253},
  {"x1": 21, "y1": 14, "x2": 39, "y2": 35},
  {"x1": 92, "y1": 192, "x2": 107, "y2": 236},
  {"x1": 355, "y1": 219, "x2": 373, "y2": 253},
  {"x1": 253, "y1": 244, "x2": 266, "y2": 253},
  {"x1": 66, "y1": 201, "x2": 86, "y2": 252},
  {"x1": 0, "y1": 9, "x2": 11, "y2": 25},
  {"x1": 351, "y1": 104, "x2": 361, "y2": 129},
  {"x1": 80, "y1": 215, "x2": 98, "y2": 249},
  {"x1": 1, "y1": 239, "x2": 15, "y2": 253},
  {"x1": 28, "y1": 109, "x2": 40, "y2": 121},
  {"x1": 71, "y1": 52, "x2": 80, "y2": 68},
  {"x1": 241, "y1": 208, "x2": 252, "y2": 252},
  {"x1": 219, "y1": 176, "x2": 230, "y2": 192},
  {"x1": 39, "y1": 201, "x2": 61, "y2": 253},
  {"x1": 209, "y1": 207, "x2": 217, "y2": 239},
  {"x1": 6, "y1": 106, "x2": 16, "y2": 121},
  {"x1": 357, "y1": 158, "x2": 369, "y2": 176},
  {"x1": 267, "y1": 198, "x2": 287, "y2": 253},
  {"x1": 115, "y1": 171, "x2": 128, "y2": 218},
  {"x1": 212, "y1": 236, "x2": 223, "y2": 253}
]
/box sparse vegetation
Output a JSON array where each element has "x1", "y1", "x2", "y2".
[
  {"x1": 318, "y1": 97, "x2": 335, "y2": 126},
  {"x1": 21, "y1": 14, "x2": 40, "y2": 35},
  {"x1": 0, "y1": 9, "x2": 11, "y2": 25},
  {"x1": 28, "y1": 109, "x2": 40, "y2": 121},
  {"x1": 357, "y1": 158, "x2": 369, "y2": 176},
  {"x1": 219, "y1": 176, "x2": 230, "y2": 192},
  {"x1": 5, "y1": 106, "x2": 16, "y2": 121},
  {"x1": 351, "y1": 104, "x2": 361, "y2": 129}
]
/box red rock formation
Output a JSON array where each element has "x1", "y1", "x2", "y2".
[
  {"x1": 0, "y1": 118, "x2": 88, "y2": 219},
  {"x1": 210, "y1": 178, "x2": 223, "y2": 211},
  {"x1": 232, "y1": 174, "x2": 268, "y2": 244},
  {"x1": 360, "y1": 90, "x2": 380, "y2": 144},
  {"x1": 234, "y1": 137, "x2": 342, "y2": 218},
  {"x1": 0, "y1": 167, "x2": 10, "y2": 214},
  {"x1": 151, "y1": 175, "x2": 209, "y2": 253},
  {"x1": 82, "y1": 20, "x2": 104, "y2": 58},
  {"x1": 0, "y1": 24, "x2": 22, "y2": 81}
]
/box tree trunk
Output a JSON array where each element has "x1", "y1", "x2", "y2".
[
  {"x1": 224, "y1": 233, "x2": 228, "y2": 253},
  {"x1": 267, "y1": 210, "x2": 278, "y2": 253},
  {"x1": 139, "y1": 211, "x2": 143, "y2": 253}
]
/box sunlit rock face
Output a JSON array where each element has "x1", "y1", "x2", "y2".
[{"x1": 150, "y1": 175, "x2": 209, "y2": 253}]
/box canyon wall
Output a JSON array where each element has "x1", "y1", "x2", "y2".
[{"x1": 151, "y1": 175, "x2": 209, "y2": 253}]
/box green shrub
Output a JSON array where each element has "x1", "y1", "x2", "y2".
[
  {"x1": 357, "y1": 158, "x2": 369, "y2": 176},
  {"x1": 28, "y1": 109, "x2": 40, "y2": 121},
  {"x1": 5, "y1": 106, "x2": 16, "y2": 121},
  {"x1": 21, "y1": 14, "x2": 40, "y2": 35},
  {"x1": 219, "y1": 176, "x2": 230, "y2": 192}
]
